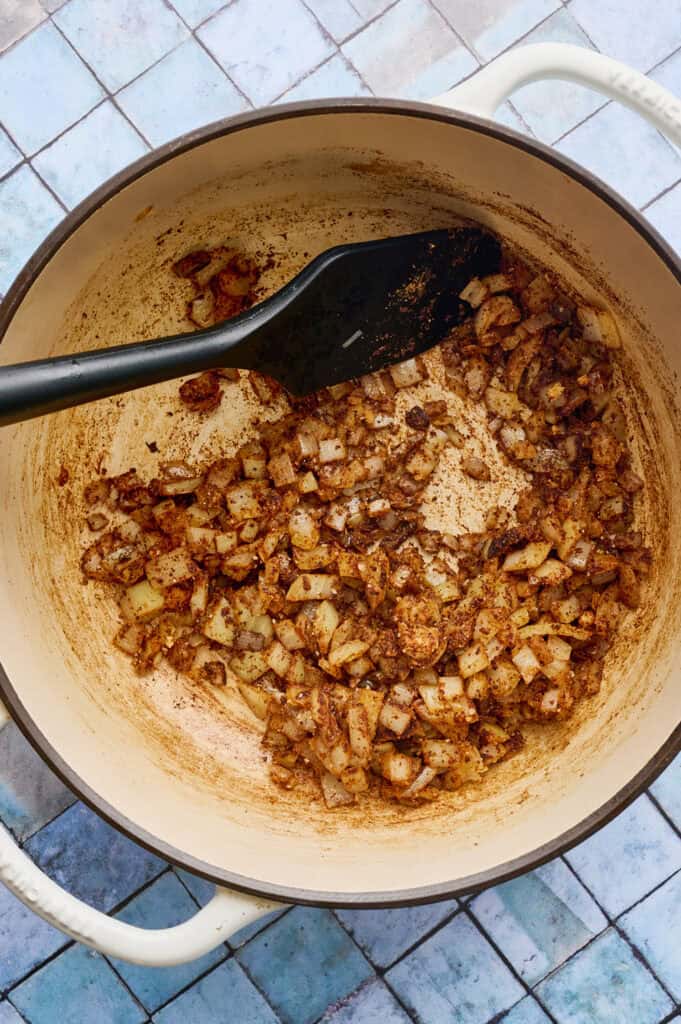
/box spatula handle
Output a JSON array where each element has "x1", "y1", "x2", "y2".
[{"x1": 0, "y1": 324, "x2": 246, "y2": 427}]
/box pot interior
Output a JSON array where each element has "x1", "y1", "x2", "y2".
[{"x1": 1, "y1": 107, "x2": 680, "y2": 902}]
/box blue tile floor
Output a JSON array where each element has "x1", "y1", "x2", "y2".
[{"x1": 0, "y1": 0, "x2": 680, "y2": 1021}]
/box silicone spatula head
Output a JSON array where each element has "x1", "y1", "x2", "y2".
[{"x1": 239, "y1": 227, "x2": 502, "y2": 394}]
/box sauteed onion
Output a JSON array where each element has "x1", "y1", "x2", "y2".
[{"x1": 80, "y1": 245, "x2": 650, "y2": 808}]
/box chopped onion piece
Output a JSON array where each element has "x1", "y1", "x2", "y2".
[
  {"x1": 540, "y1": 688, "x2": 560, "y2": 713},
  {"x1": 459, "y1": 277, "x2": 489, "y2": 308},
  {"x1": 512, "y1": 644, "x2": 541, "y2": 683},
  {"x1": 319, "y1": 438, "x2": 347, "y2": 464},
  {"x1": 401, "y1": 766, "x2": 437, "y2": 798},
  {"x1": 566, "y1": 539, "x2": 593, "y2": 571},
  {"x1": 389, "y1": 357, "x2": 423, "y2": 388},
  {"x1": 502, "y1": 541, "x2": 551, "y2": 573}
]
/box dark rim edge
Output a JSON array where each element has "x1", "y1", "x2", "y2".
[{"x1": 1, "y1": 96, "x2": 680, "y2": 908}]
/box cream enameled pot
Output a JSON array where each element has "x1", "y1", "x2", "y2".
[{"x1": 1, "y1": 44, "x2": 681, "y2": 965}]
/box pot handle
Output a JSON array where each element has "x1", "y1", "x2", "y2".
[
  {"x1": 431, "y1": 42, "x2": 681, "y2": 148},
  {"x1": 0, "y1": 701, "x2": 279, "y2": 966}
]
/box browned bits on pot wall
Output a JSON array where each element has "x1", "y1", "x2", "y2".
[
  {"x1": 178, "y1": 371, "x2": 222, "y2": 413},
  {"x1": 172, "y1": 247, "x2": 261, "y2": 400}
]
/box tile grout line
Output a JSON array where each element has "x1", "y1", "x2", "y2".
[
  {"x1": 4, "y1": 939, "x2": 76, "y2": 1003},
  {"x1": 419, "y1": 0, "x2": 481, "y2": 76},
  {"x1": 0, "y1": 11, "x2": 50, "y2": 59},
  {"x1": 188, "y1": 0, "x2": 238, "y2": 34},
  {"x1": 640, "y1": 175, "x2": 681, "y2": 212},
  {"x1": 186, "y1": 32, "x2": 255, "y2": 110},
  {"x1": 330, "y1": 901, "x2": 461, "y2": 976},
  {"x1": 507, "y1": 99, "x2": 536, "y2": 138},
  {"x1": 463, "y1": 907, "x2": 561, "y2": 1024},
  {"x1": 269, "y1": 48, "x2": 343, "y2": 105},
  {"x1": 226, "y1": 904, "x2": 294, "y2": 955},
  {"x1": 8, "y1": 790, "x2": 79, "y2": 844},
  {"x1": 432, "y1": 2, "x2": 562, "y2": 72},
  {"x1": 646, "y1": 789, "x2": 681, "y2": 841},
  {"x1": 555, "y1": 855, "x2": 681, "y2": 1009},
  {"x1": 97, "y1": 950, "x2": 155, "y2": 1022},
  {"x1": 0, "y1": 117, "x2": 28, "y2": 160},
  {"x1": 14, "y1": 789, "x2": 79, "y2": 843},
  {"x1": 48, "y1": 15, "x2": 156, "y2": 149},
  {"x1": 276, "y1": 0, "x2": 377, "y2": 101},
  {"x1": 3, "y1": 866, "x2": 171, "y2": 1000},
  {"x1": 612, "y1": 919, "x2": 680, "y2": 1011},
  {"x1": 2, "y1": 93, "x2": 107, "y2": 168},
  {"x1": 324, "y1": 909, "x2": 421, "y2": 1024},
  {"x1": 15, "y1": 163, "x2": 70, "y2": 214},
  {"x1": 337, "y1": 0, "x2": 401, "y2": 47},
  {"x1": 162, "y1": 0, "x2": 257, "y2": 111},
  {"x1": 108, "y1": 944, "x2": 233, "y2": 1019},
  {"x1": 231, "y1": 939, "x2": 293, "y2": 1024},
  {"x1": 427, "y1": 0, "x2": 485, "y2": 65},
  {"x1": 551, "y1": 36, "x2": 681, "y2": 148},
  {"x1": 99, "y1": 861, "x2": 212, "y2": 991}
]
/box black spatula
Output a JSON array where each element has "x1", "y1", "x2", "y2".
[{"x1": 0, "y1": 227, "x2": 500, "y2": 426}]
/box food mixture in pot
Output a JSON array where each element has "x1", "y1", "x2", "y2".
[{"x1": 80, "y1": 238, "x2": 650, "y2": 809}]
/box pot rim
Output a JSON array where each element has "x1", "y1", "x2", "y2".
[{"x1": 1, "y1": 97, "x2": 680, "y2": 908}]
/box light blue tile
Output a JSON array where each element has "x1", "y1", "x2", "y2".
[
  {"x1": 571, "y1": 0, "x2": 681, "y2": 73},
  {"x1": 620, "y1": 869, "x2": 681, "y2": 1001},
  {"x1": 502, "y1": 996, "x2": 552, "y2": 1024},
  {"x1": 198, "y1": 0, "x2": 334, "y2": 106},
  {"x1": 11, "y1": 946, "x2": 146, "y2": 1024},
  {"x1": 237, "y1": 907, "x2": 372, "y2": 1024},
  {"x1": 109, "y1": 873, "x2": 227, "y2": 1012},
  {"x1": 25, "y1": 801, "x2": 166, "y2": 912},
  {"x1": 0, "y1": 21, "x2": 103, "y2": 155},
  {"x1": 352, "y1": 0, "x2": 392, "y2": 17},
  {"x1": 557, "y1": 100, "x2": 681, "y2": 208},
  {"x1": 0, "y1": 722, "x2": 76, "y2": 841},
  {"x1": 471, "y1": 858, "x2": 606, "y2": 985},
  {"x1": 0, "y1": 1004, "x2": 25, "y2": 1024},
  {"x1": 229, "y1": 907, "x2": 288, "y2": 949},
  {"x1": 0, "y1": 166, "x2": 63, "y2": 294},
  {"x1": 494, "y1": 101, "x2": 533, "y2": 137},
  {"x1": 650, "y1": 750, "x2": 681, "y2": 827},
  {"x1": 335, "y1": 900, "x2": 458, "y2": 969},
  {"x1": 118, "y1": 38, "x2": 249, "y2": 147},
  {"x1": 387, "y1": 912, "x2": 524, "y2": 1024},
  {"x1": 321, "y1": 978, "x2": 411, "y2": 1023},
  {"x1": 565, "y1": 795, "x2": 681, "y2": 916},
  {"x1": 55, "y1": 0, "x2": 189, "y2": 92},
  {"x1": 168, "y1": 0, "x2": 227, "y2": 29},
  {"x1": 536, "y1": 928, "x2": 673, "y2": 1024},
  {"x1": 343, "y1": 0, "x2": 479, "y2": 100},
  {"x1": 174, "y1": 867, "x2": 215, "y2": 907},
  {"x1": 0, "y1": 127, "x2": 21, "y2": 178},
  {"x1": 153, "y1": 959, "x2": 279, "y2": 1024},
  {"x1": 33, "y1": 101, "x2": 147, "y2": 208},
  {"x1": 0, "y1": 0, "x2": 45, "y2": 53},
  {"x1": 650, "y1": 45, "x2": 681, "y2": 97},
  {"x1": 436, "y1": 0, "x2": 560, "y2": 61},
  {"x1": 0, "y1": 882, "x2": 68, "y2": 989},
  {"x1": 278, "y1": 54, "x2": 371, "y2": 103},
  {"x1": 305, "y1": 0, "x2": 364, "y2": 42},
  {"x1": 506, "y1": 9, "x2": 604, "y2": 143}
]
